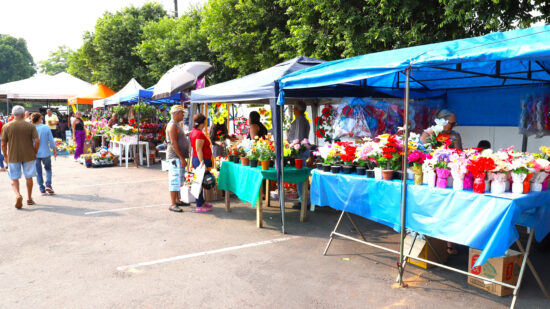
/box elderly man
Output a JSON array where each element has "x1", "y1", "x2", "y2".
[
  {"x1": 45, "y1": 109, "x2": 59, "y2": 138},
  {"x1": 166, "y1": 105, "x2": 190, "y2": 213},
  {"x1": 1, "y1": 106, "x2": 40, "y2": 208},
  {"x1": 288, "y1": 101, "x2": 311, "y2": 209}
]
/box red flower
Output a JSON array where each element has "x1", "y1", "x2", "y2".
[
  {"x1": 316, "y1": 129, "x2": 325, "y2": 138},
  {"x1": 129, "y1": 119, "x2": 135, "y2": 124},
  {"x1": 314, "y1": 117, "x2": 322, "y2": 126},
  {"x1": 383, "y1": 153, "x2": 393, "y2": 159}
]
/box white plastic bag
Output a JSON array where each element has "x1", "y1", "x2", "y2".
[
  {"x1": 191, "y1": 163, "x2": 206, "y2": 198},
  {"x1": 180, "y1": 184, "x2": 196, "y2": 203}
]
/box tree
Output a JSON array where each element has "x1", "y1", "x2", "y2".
[
  {"x1": 138, "y1": 8, "x2": 238, "y2": 85},
  {"x1": 38, "y1": 45, "x2": 74, "y2": 75},
  {"x1": 0, "y1": 34, "x2": 36, "y2": 84},
  {"x1": 201, "y1": 0, "x2": 290, "y2": 76},
  {"x1": 67, "y1": 2, "x2": 167, "y2": 90}
]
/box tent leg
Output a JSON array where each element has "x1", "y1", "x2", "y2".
[
  {"x1": 510, "y1": 228, "x2": 535, "y2": 309},
  {"x1": 397, "y1": 67, "x2": 412, "y2": 287},
  {"x1": 279, "y1": 104, "x2": 286, "y2": 234},
  {"x1": 396, "y1": 233, "x2": 418, "y2": 282},
  {"x1": 515, "y1": 238, "x2": 550, "y2": 298},
  {"x1": 323, "y1": 210, "x2": 346, "y2": 255},
  {"x1": 346, "y1": 212, "x2": 366, "y2": 241}
]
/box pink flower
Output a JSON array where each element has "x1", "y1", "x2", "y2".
[{"x1": 293, "y1": 144, "x2": 300, "y2": 150}]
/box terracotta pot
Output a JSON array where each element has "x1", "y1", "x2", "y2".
[
  {"x1": 249, "y1": 160, "x2": 258, "y2": 168},
  {"x1": 295, "y1": 159, "x2": 304, "y2": 169},
  {"x1": 260, "y1": 160, "x2": 270, "y2": 170},
  {"x1": 382, "y1": 169, "x2": 394, "y2": 180},
  {"x1": 240, "y1": 157, "x2": 249, "y2": 166},
  {"x1": 356, "y1": 166, "x2": 366, "y2": 176}
]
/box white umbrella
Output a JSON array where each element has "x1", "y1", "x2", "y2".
[{"x1": 152, "y1": 62, "x2": 213, "y2": 100}]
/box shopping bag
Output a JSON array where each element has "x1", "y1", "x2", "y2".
[
  {"x1": 180, "y1": 184, "x2": 196, "y2": 203},
  {"x1": 191, "y1": 163, "x2": 206, "y2": 198}
]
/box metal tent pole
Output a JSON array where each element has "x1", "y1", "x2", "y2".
[
  {"x1": 280, "y1": 104, "x2": 286, "y2": 234},
  {"x1": 397, "y1": 67, "x2": 411, "y2": 286}
]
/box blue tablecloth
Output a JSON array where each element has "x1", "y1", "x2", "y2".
[{"x1": 311, "y1": 169, "x2": 550, "y2": 267}]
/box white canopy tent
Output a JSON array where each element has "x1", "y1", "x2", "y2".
[
  {"x1": 92, "y1": 78, "x2": 144, "y2": 109},
  {"x1": 0, "y1": 72, "x2": 91, "y2": 103}
]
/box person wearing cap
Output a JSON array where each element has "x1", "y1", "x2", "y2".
[
  {"x1": 45, "y1": 109, "x2": 59, "y2": 138},
  {"x1": 1, "y1": 105, "x2": 40, "y2": 209},
  {"x1": 288, "y1": 101, "x2": 311, "y2": 209},
  {"x1": 166, "y1": 105, "x2": 190, "y2": 212}
]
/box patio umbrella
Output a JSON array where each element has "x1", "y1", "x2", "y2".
[{"x1": 152, "y1": 61, "x2": 213, "y2": 100}]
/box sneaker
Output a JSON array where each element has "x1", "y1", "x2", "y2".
[
  {"x1": 45, "y1": 186, "x2": 55, "y2": 195},
  {"x1": 41, "y1": 190, "x2": 47, "y2": 196}
]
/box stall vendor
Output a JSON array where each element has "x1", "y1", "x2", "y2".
[
  {"x1": 288, "y1": 101, "x2": 311, "y2": 209},
  {"x1": 107, "y1": 114, "x2": 118, "y2": 128},
  {"x1": 247, "y1": 111, "x2": 268, "y2": 140},
  {"x1": 421, "y1": 109, "x2": 463, "y2": 150}
]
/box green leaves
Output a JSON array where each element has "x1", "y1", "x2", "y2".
[
  {"x1": 0, "y1": 34, "x2": 35, "y2": 83},
  {"x1": 38, "y1": 45, "x2": 73, "y2": 75}
]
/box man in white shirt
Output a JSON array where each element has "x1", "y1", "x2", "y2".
[{"x1": 45, "y1": 109, "x2": 59, "y2": 138}]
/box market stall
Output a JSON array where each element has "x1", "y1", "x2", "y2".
[
  {"x1": 277, "y1": 25, "x2": 550, "y2": 308},
  {"x1": 191, "y1": 56, "x2": 325, "y2": 231}
]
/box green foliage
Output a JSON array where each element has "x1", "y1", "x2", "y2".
[
  {"x1": 133, "y1": 101, "x2": 155, "y2": 120},
  {"x1": 38, "y1": 45, "x2": 74, "y2": 75},
  {"x1": 112, "y1": 105, "x2": 129, "y2": 117},
  {"x1": 0, "y1": 34, "x2": 36, "y2": 83},
  {"x1": 67, "y1": 2, "x2": 167, "y2": 89},
  {"x1": 137, "y1": 9, "x2": 237, "y2": 85}
]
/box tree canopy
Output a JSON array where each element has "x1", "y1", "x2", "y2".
[
  {"x1": 38, "y1": 45, "x2": 73, "y2": 75},
  {"x1": 0, "y1": 34, "x2": 36, "y2": 84},
  {"x1": 63, "y1": 0, "x2": 548, "y2": 89}
]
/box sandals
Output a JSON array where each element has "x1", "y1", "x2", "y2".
[
  {"x1": 202, "y1": 203, "x2": 213, "y2": 208},
  {"x1": 27, "y1": 199, "x2": 35, "y2": 206},
  {"x1": 175, "y1": 201, "x2": 189, "y2": 207},
  {"x1": 194, "y1": 207, "x2": 212, "y2": 213},
  {"x1": 15, "y1": 196, "x2": 23, "y2": 209},
  {"x1": 169, "y1": 205, "x2": 183, "y2": 213}
]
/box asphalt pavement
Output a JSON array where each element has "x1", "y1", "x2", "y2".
[{"x1": 0, "y1": 156, "x2": 548, "y2": 308}]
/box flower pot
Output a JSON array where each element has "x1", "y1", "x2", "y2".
[
  {"x1": 322, "y1": 164, "x2": 331, "y2": 172},
  {"x1": 382, "y1": 169, "x2": 394, "y2": 181},
  {"x1": 115, "y1": 135, "x2": 121, "y2": 141},
  {"x1": 356, "y1": 166, "x2": 366, "y2": 176},
  {"x1": 491, "y1": 181, "x2": 506, "y2": 194},
  {"x1": 422, "y1": 171, "x2": 430, "y2": 185},
  {"x1": 523, "y1": 173, "x2": 533, "y2": 193},
  {"x1": 295, "y1": 159, "x2": 304, "y2": 169},
  {"x1": 463, "y1": 173, "x2": 474, "y2": 190},
  {"x1": 413, "y1": 173, "x2": 423, "y2": 185},
  {"x1": 366, "y1": 169, "x2": 375, "y2": 178},
  {"x1": 249, "y1": 159, "x2": 258, "y2": 168},
  {"x1": 373, "y1": 167, "x2": 382, "y2": 180},
  {"x1": 342, "y1": 165, "x2": 353, "y2": 174},
  {"x1": 452, "y1": 177, "x2": 464, "y2": 191},
  {"x1": 331, "y1": 165, "x2": 341, "y2": 174},
  {"x1": 260, "y1": 160, "x2": 270, "y2": 170},
  {"x1": 426, "y1": 172, "x2": 436, "y2": 187},
  {"x1": 269, "y1": 160, "x2": 274, "y2": 168},
  {"x1": 240, "y1": 157, "x2": 249, "y2": 166},
  {"x1": 316, "y1": 162, "x2": 323, "y2": 170},
  {"x1": 436, "y1": 177, "x2": 448, "y2": 189},
  {"x1": 473, "y1": 178, "x2": 485, "y2": 194}
]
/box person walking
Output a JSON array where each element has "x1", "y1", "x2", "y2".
[
  {"x1": 32, "y1": 113, "x2": 57, "y2": 195},
  {"x1": 166, "y1": 105, "x2": 190, "y2": 213},
  {"x1": 288, "y1": 101, "x2": 311, "y2": 209},
  {"x1": 190, "y1": 113, "x2": 213, "y2": 213},
  {"x1": 0, "y1": 119, "x2": 5, "y2": 172},
  {"x1": 1, "y1": 106, "x2": 40, "y2": 208},
  {"x1": 45, "y1": 109, "x2": 59, "y2": 138},
  {"x1": 72, "y1": 112, "x2": 86, "y2": 160}
]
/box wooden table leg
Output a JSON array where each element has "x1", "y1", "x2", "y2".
[
  {"x1": 264, "y1": 179, "x2": 270, "y2": 208},
  {"x1": 224, "y1": 190, "x2": 231, "y2": 212},
  {"x1": 300, "y1": 181, "x2": 308, "y2": 222},
  {"x1": 256, "y1": 185, "x2": 264, "y2": 228}
]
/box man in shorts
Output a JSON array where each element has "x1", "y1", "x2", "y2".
[{"x1": 1, "y1": 105, "x2": 40, "y2": 208}]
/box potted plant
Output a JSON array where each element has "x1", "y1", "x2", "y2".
[
  {"x1": 408, "y1": 150, "x2": 428, "y2": 185},
  {"x1": 377, "y1": 135, "x2": 402, "y2": 180},
  {"x1": 288, "y1": 139, "x2": 311, "y2": 169},
  {"x1": 340, "y1": 144, "x2": 357, "y2": 174},
  {"x1": 468, "y1": 156, "x2": 496, "y2": 194},
  {"x1": 256, "y1": 137, "x2": 274, "y2": 170},
  {"x1": 247, "y1": 146, "x2": 260, "y2": 168}
]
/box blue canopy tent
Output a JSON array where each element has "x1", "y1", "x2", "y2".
[
  {"x1": 119, "y1": 86, "x2": 188, "y2": 105},
  {"x1": 277, "y1": 25, "x2": 550, "y2": 305},
  {"x1": 191, "y1": 56, "x2": 326, "y2": 233}
]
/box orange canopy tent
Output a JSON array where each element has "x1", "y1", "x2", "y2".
[{"x1": 67, "y1": 83, "x2": 115, "y2": 105}]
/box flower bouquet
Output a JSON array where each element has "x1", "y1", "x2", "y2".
[
  {"x1": 423, "y1": 118, "x2": 452, "y2": 150},
  {"x1": 422, "y1": 155, "x2": 437, "y2": 187},
  {"x1": 408, "y1": 150, "x2": 428, "y2": 185},
  {"x1": 377, "y1": 134, "x2": 402, "y2": 180},
  {"x1": 355, "y1": 139, "x2": 380, "y2": 176},
  {"x1": 531, "y1": 158, "x2": 550, "y2": 192},
  {"x1": 486, "y1": 149, "x2": 512, "y2": 194},
  {"x1": 448, "y1": 151, "x2": 469, "y2": 191},
  {"x1": 468, "y1": 156, "x2": 496, "y2": 193},
  {"x1": 433, "y1": 148, "x2": 453, "y2": 189}
]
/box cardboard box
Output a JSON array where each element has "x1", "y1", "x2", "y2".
[
  {"x1": 467, "y1": 248, "x2": 523, "y2": 296},
  {"x1": 204, "y1": 185, "x2": 222, "y2": 202},
  {"x1": 404, "y1": 235, "x2": 449, "y2": 269}
]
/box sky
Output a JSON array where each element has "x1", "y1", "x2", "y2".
[{"x1": 0, "y1": 0, "x2": 207, "y2": 64}]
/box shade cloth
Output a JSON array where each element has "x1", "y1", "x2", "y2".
[
  {"x1": 68, "y1": 83, "x2": 115, "y2": 105},
  {"x1": 218, "y1": 161, "x2": 311, "y2": 206},
  {"x1": 310, "y1": 169, "x2": 550, "y2": 267}
]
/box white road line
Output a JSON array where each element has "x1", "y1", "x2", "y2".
[
  {"x1": 85, "y1": 204, "x2": 168, "y2": 215},
  {"x1": 117, "y1": 237, "x2": 296, "y2": 271},
  {"x1": 58, "y1": 178, "x2": 165, "y2": 189}
]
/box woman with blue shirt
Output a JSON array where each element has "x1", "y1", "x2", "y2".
[{"x1": 31, "y1": 113, "x2": 57, "y2": 195}]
